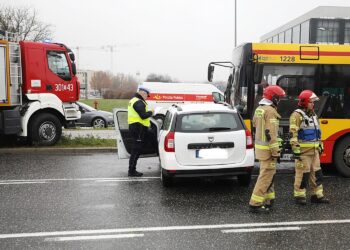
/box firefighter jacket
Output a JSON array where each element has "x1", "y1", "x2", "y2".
[
  {"x1": 253, "y1": 104, "x2": 281, "y2": 160},
  {"x1": 289, "y1": 109, "x2": 322, "y2": 156}
]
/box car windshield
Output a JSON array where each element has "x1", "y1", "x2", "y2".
[
  {"x1": 176, "y1": 112, "x2": 243, "y2": 133},
  {"x1": 78, "y1": 102, "x2": 96, "y2": 111}
]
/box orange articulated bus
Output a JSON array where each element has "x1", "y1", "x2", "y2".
[{"x1": 208, "y1": 43, "x2": 350, "y2": 177}]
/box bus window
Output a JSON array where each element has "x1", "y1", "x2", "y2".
[
  {"x1": 344, "y1": 87, "x2": 350, "y2": 117},
  {"x1": 261, "y1": 65, "x2": 316, "y2": 118},
  {"x1": 317, "y1": 65, "x2": 350, "y2": 118}
]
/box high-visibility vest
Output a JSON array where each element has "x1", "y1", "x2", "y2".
[
  {"x1": 294, "y1": 109, "x2": 321, "y2": 149},
  {"x1": 127, "y1": 97, "x2": 150, "y2": 127}
]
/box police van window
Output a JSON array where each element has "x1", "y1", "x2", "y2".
[
  {"x1": 47, "y1": 51, "x2": 71, "y2": 80},
  {"x1": 212, "y1": 92, "x2": 224, "y2": 102}
]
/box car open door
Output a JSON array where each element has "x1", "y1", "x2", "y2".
[{"x1": 113, "y1": 108, "x2": 160, "y2": 159}]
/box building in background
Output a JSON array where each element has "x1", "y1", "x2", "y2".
[
  {"x1": 261, "y1": 6, "x2": 350, "y2": 44},
  {"x1": 77, "y1": 70, "x2": 94, "y2": 99}
]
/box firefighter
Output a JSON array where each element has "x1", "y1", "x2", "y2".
[
  {"x1": 127, "y1": 87, "x2": 153, "y2": 177},
  {"x1": 249, "y1": 85, "x2": 286, "y2": 213},
  {"x1": 290, "y1": 90, "x2": 329, "y2": 205}
]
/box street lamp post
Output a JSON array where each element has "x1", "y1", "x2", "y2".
[{"x1": 235, "y1": 0, "x2": 237, "y2": 47}]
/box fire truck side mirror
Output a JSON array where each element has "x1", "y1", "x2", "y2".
[
  {"x1": 69, "y1": 53, "x2": 75, "y2": 62},
  {"x1": 208, "y1": 64, "x2": 214, "y2": 82},
  {"x1": 71, "y1": 62, "x2": 77, "y2": 75}
]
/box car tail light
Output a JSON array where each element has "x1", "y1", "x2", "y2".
[
  {"x1": 164, "y1": 131, "x2": 175, "y2": 152},
  {"x1": 245, "y1": 129, "x2": 253, "y2": 149}
]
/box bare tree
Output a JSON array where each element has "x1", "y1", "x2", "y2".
[
  {"x1": 145, "y1": 73, "x2": 173, "y2": 83},
  {"x1": 90, "y1": 71, "x2": 112, "y2": 97},
  {"x1": 104, "y1": 74, "x2": 138, "y2": 99},
  {"x1": 0, "y1": 5, "x2": 52, "y2": 41}
]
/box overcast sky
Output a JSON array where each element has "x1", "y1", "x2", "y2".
[{"x1": 8, "y1": 0, "x2": 350, "y2": 82}]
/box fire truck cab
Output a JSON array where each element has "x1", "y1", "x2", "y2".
[{"x1": 0, "y1": 31, "x2": 80, "y2": 146}]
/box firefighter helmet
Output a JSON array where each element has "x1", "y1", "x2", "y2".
[
  {"x1": 298, "y1": 90, "x2": 319, "y2": 108},
  {"x1": 263, "y1": 85, "x2": 286, "y2": 105}
]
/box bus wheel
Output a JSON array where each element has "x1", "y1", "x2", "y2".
[
  {"x1": 29, "y1": 113, "x2": 62, "y2": 146},
  {"x1": 334, "y1": 137, "x2": 350, "y2": 177}
]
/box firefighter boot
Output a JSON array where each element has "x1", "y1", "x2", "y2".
[
  {"x1": 265, "y1": 200, "x2": 274, "y2": 210},
  {"x1": 249, "y1": 205, "x2": 270, "y2": 214},
  {"x1": 295, "y1": 197, "x2": 307, "y2": 205},
  {"x1": 310, "y1": 195, "x2": 330, "y2": 204}
]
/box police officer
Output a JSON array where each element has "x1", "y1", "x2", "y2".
[
  {"x1": 290, "y1": 90, "x2": 329, "y2": 204},
  {"x1": 127, "y1": 87, "x2": 153, "y2": 177},
  {"x1": 249, "y1": 85, "x2": 286, "y2": 213}
]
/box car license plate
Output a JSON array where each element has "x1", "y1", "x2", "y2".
[{"x1": 195, "y1": 148, "x2": 228, "y2": 159}]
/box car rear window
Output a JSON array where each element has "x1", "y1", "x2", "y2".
[{"x1": 175, "y1": 112, "x2": 243, "y2": 133}]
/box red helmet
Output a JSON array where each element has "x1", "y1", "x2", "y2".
[
  {"x1": 298, "y1": 90, "x2": 319, "y2": 108},
  {"x1": 263, "y1": 85, "x2": 286, "y2": 101}
]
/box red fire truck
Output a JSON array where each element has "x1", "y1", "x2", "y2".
[{"x1": 0, "y1": 31, "x2": 80, "y2": 146}]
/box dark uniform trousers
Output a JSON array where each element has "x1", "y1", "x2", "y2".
[{"x1": 129, "y1": 123, "x2": 147, "y2": 173}]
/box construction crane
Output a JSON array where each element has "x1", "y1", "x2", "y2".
[{"x1": 73, "y1": 43, "x2": 138, "y2": 74}]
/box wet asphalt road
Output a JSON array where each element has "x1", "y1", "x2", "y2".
[{"x1": 0, "y1": 152, "x2": 349, "y2": 250}]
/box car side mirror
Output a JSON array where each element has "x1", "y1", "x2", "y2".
[{"x1": 79, "y1": 106, "x2": 85, "y2": 113}]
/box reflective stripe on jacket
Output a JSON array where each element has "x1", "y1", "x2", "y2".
[
  {"x1": 128, "y1": 97, "x2": 150, "y2": 127},
  {"x1": 253, "y1": 105, "x2": 281, "y2": 160},
  {"x1": 289, "y1": 109, "x2": 321, "y2": 155}
]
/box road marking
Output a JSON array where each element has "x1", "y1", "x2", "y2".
[
  {"x1": 95, "y1": 179, "x2": 150, "y2": 182},
  {"x1": 44, "y1": 233, "x2": 144, "y2": 241},
  {"x1": 222, "y1": 226, "x2": 302, "y2": 233},
  {"x1": 0, "y1": 181, "x2": 47, "y2": 185},
  {"x1": 83, "y1": 204, "x2": 115, "y2": 209},
  {"x1": 0, "y1": 219, "x2": 350, "y2": 239},
  {"x1": 0, "y1": 177, "x2": 159, "y2": 184}
]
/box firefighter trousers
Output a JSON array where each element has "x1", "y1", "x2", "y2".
[
  {"x1": 294, "y1": 151, "x2": 324, "y2": 198},
  {"x1": 249, "y1": 158, "x2": 277, "y2": 207}
]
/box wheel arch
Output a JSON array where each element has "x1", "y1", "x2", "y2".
[
  {"x1": 333, "y1": 133, "x2": 350, "y2": 177},
  {"x1": 28, "y1": 108, "x2": 66, "y2": 132}
]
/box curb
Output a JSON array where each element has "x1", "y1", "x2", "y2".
[{"x1": 0, "y1": 147, "x2": 117, "y2": 154}]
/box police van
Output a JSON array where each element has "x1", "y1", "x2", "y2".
[{"x1": 139, "y1": 82, "x2": 225, "y2": 120}]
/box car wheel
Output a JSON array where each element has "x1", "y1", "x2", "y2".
[
  {"x1": 334, "y1": 136, "x2": 350, "y2": 177},
  {"x1": 161, "y1": 169, "x2": 173, "y2": 187},
  {"x1": 237, "y1": 173, "x2": 251, "y2": 187},
  {"x1": 92, "y1": 118, "x2": 106, "y2": 128},
  {"x1": 29, "y1": 113, "x2": 62, "y2": 146}
]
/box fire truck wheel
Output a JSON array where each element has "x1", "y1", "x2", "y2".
[
  {"x1": 29, "y1": 113, "x2": 62, "y2": 146},
  {"x1": 334, "y1": 136, "x2": 350, "y2": 177}
]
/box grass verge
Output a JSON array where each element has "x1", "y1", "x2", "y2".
[
  {"x1": 79, "y1": 99, "x2": 129, "y2": 112},
  {"x1": 54, "y1": 135, "x2": 116, "y2": 148}
]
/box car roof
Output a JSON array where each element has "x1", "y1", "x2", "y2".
[{"x1": 170, "y1": 103, "x2": 236, "y2": 114}]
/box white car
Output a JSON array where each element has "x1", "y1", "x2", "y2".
[{"x1": 114, "y1": 103, "x2": 255, "y2": 187}]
